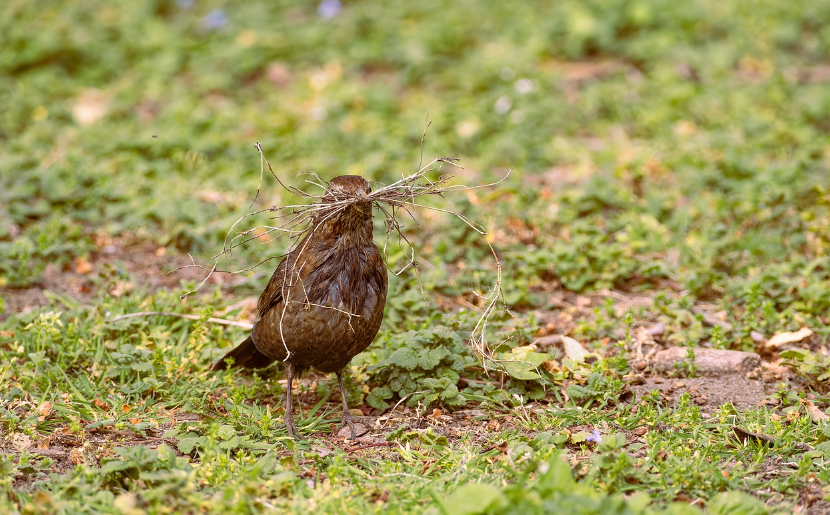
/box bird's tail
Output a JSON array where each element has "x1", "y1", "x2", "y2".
[{"x1": 211, "y1": 335, "x2": 275, "y2": 371}]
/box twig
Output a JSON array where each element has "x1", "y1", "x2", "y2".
[
  {"x1": 107, "y1": 311, "x2": 253, "y2": 329},
  {"x1": 418, "y1": 114, "x2": 431, "y2": 173},
  {"x1": 177, "y1": 134, "x2": 510, "y2": 363},
  {"x1": 346, "y1": 442, "x2": 392, "y2": 453},
  {"x1": 375, "y1": 390, "x2": 428, "y2": 427}
]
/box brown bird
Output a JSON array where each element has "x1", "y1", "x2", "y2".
[{"x1": 212, "y1": 175, "x2": 388, "y2": 439}]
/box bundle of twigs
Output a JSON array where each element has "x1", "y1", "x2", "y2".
[{"x1": 177, "y1": 135, "x2": 507, "y2": 362}]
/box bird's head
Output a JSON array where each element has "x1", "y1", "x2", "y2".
[
  {"x1": 313, "y1": 175, "x2": 374, "y2": 234},
  {"x1": 325, "y1": 175, "x2": 372, "y2": 201}
]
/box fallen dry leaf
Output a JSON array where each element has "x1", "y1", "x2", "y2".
[
  {"x1": 802, "y1": 399, "x2": 829, "y2": 422},
  {"x1": 110, "y1": 281, "x2": 133, "y2": 297},
  {"x1": 542, "y1": 359, "x2": 561, "y2": 373},
  {"x1": 562, "y1": 336, "x2": 590, "y2": 363},
  {"x1": 37, "y1": 401, "x2": 53, "y2": 421},
  {"x1": 266, "y1": 62, "x2": 293, "y2": 87},
  {"x1": 93, "y1": 399, "x2": 109, "y2": 409},
  {"x1": 575, "y1": 296, "x2": 592, "y2": 308},
  {"x1": 456, "y1": 119, "x2": 481, "y2": 139},
  {"x1": 12, "y1": 433, "x2": 33, "y2": 451},
  {"x1": 464, "y1": 189, "x2": 480, "y2": 205},
  {"x1": 198, "y1": 190, "x2": 226, "y2": 204},
  {"x1": 253, "y1": 227, "x2": 271, "y2": 242},
  {"x1": 74, "y1": 257, "x2": 94, "y2": 275},
  {"x1": 69, "y1": 448, "x2": 85, "y2": 465},
  {"x1": 72, "y1": 89, "x2": 111, "y2": 126},
  {"x1": 311, "y1": 444, "x2": 332, "y2": 458},
  {"x1": 766, "y1": 327, "x2": 813, "y2": 349}
]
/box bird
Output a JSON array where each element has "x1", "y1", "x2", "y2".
[{"x1": 212, "y1": 175, "x2": 388, "y2": 439}]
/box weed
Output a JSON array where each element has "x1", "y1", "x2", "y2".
[{"x1": 671, "y1": 348, "x2": 700, "y2": 379}]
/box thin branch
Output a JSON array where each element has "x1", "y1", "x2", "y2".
[
  {"x1": 107, "y1": 311, "x2": 253, "y2": 329},
  {"x1": 177, "y1": 135, "x2": 509, "y2": 363},
  {"x1": 418, "y1": 114, "x2": 431, "y2": 173}
]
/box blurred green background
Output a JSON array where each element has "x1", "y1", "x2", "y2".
[{"x1": 1, "y1": 0, "x2": 829, "y2": 313}]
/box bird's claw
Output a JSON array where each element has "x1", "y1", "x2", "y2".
[
  {"x1": 336, "y1": 409, "x2": 363, "y2": 440},
  {"x1": 285, "y1": 413, "x2": 302, "y2": 440}
]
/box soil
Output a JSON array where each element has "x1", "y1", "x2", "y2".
[
  {"x1": 1, "y1": 238, "x2": 234, "y2": 320},
  {"x1": 631, "y1": 375, "x2": 770, "y2": 412},
  {"x1": 2, "y1": 414, "x2": 195, "y2": 493}
]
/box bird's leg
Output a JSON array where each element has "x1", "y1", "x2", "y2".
[
  {"x1": 284, "y1": 362, "x2": 301, "y2": 439},
  {"x1": 335, "y1": 371, "x2": 359, "y2": 439}
]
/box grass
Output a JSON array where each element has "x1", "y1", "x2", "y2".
[{"x1": 2, "y1": 0, "x2": 830, "y2": 513}]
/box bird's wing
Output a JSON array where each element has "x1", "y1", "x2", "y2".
[
  {"x1": 256, "y1": 235, "x2": 331, "y2": 318},
  {"x1": 256, "y1": 256, "x2": 288, "y2": 318}
]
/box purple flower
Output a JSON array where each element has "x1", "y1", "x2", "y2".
[
  {"x1": 203, "y1": 9, "x2": 228, "y2": 29},
  {"x1": 177, "y1": 0, "x2": 194, "y2": 8},
  {"x1": 586, "y1": 429, "x2": 602, "y2": 443},
  {"x1": 318, "y1": 0, "x2": 342, "y2": 19}
]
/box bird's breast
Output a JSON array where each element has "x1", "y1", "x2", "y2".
[{"x1": 252, "y1": 237, "x2": 388, "y2": 370}]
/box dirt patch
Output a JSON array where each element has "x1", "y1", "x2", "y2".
[
  {"x1": 631, "y1": 374, "x2": 770, "y2": 411},
  {"x1": 798, "y1": 483, "x2": 830, "y2": 515},
  {"x1": 1, "y1": 238, "x2": 229, "y2": 319},
  {"x1": 2, "y1": 412, "x2": 201, "y2": 492}
]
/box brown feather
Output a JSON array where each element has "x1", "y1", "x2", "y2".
[{"x1": 215, "y1": 175, "x2": 388, "y2": 376}]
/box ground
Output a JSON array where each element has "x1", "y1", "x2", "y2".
[{"x1": 2, "y1": 1, "x2": 830, "y2": 514}]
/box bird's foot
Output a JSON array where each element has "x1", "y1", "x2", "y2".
[
  {"x1": 335, "y1": 409, "x2": 365, "y2": 440},
  {"x1": 285, "y1": 415, "x2": 302, "y2": 440}
]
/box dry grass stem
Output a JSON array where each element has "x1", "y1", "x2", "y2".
[
  {"x1": 176, "y1": 135, "x2": 508, "y2": 362},
  {"x1": 107, "y1": 311, "x2": 254, "y2": 330}
]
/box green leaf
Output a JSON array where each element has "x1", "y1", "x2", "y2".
[
  {"x1": 537, "y1": 458, "x2": 575, "y2": 492},
  {"x1": 779, "y1": 349, "x2": 807, "y2": 360},
  {"x1": 177, "y1": 436, "x2": 204, "y2": 454},
  {"x1": 99, "y1": 459, "x2": 134, "y2": 474},
  {"x1": 130, "y1": 362, "x2": 153, "y2": 372},
  {"x1": 501, "y1": 360, "x2": 540, "y2": 380},
  {"x1": 815, "y1": 441, "x2": 830, "y2": 458},
  {"x1": 566, "y1": 384, "x2": 590, "y2": 401},
  {"x1": 708, "y1": 491, "x2": 768, "y2": 515},
  {"x1": 571, "y1": 431, "x2": 590, "y2": 444},
  {"x1": 218, "y1": 436, "x2": 240, "y2": 449},
  {"x1": 366, "y1": 386, "x2": 393, "y2": 410},
  {"x1": 438, "y1": 482, "x2": 505, "y2": 515},
  {"x1": 439, "y1": 384, "x2": 460, "y2": 400},
  {"x1": 217, "y1": 424, "x2": 236, "y2": 441},
  {"x1": 597, "y1": 432, "x2": 626, "y2": 451},
  {"x1": 389, "y1": 378, "x2": 403, "y2": 392},
  {"x1": 389, "y1": 348, "x2": 419, "y2": 369},
  {"x1": 419, "y1": 347, "x2": 448, "y2": 369},
  {"x1": 85, "y1": 419, "x2": 115, "y2": 430}
]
